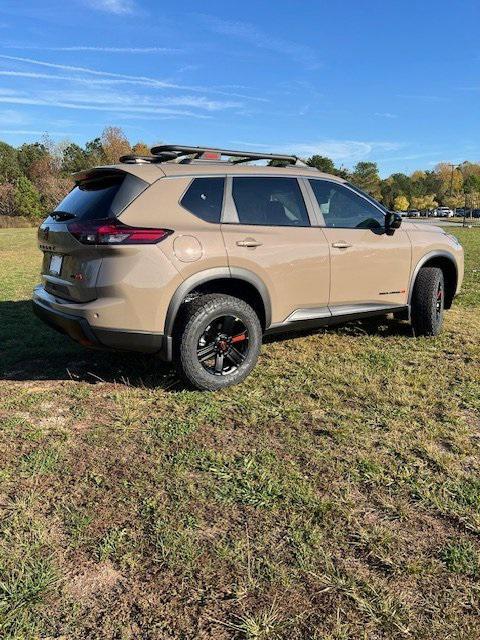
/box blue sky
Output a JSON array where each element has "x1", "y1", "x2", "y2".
[{"x1": 0, "y1": 0, "x2": 478, "y2": 176}]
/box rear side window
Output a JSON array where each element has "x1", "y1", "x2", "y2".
[
  {"x1": 54, "y1": 173, "x2": 147, "y2": 220},
  {"x1": 232, "y1": 177, "x2": 310, "y2": 226},
  {"x1": 180, "y1": 177, "x2": 225, "y2": 223}
]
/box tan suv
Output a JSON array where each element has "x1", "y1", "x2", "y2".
[{"x1": 33, "y1": 145, "x2": 464, "y2": 390}]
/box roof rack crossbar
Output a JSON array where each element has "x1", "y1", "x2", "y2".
[
  {"x1": 149, "y1": 144, "x2": 301, "y2": 165},
  {"x1": 119, "y1": 152, "x2": 178, "y2": 164}
]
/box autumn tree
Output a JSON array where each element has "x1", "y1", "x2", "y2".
[
  {"x1": 393, "y1": 195, "x2": 409, "y2": 211},
  {"x1": 0, "y1": 183, "x2": 16, "y2": 215},
  {"x1": 435, "y1": 163, "x2": 463, "y2": 198},
  {"x1": 132, "y1": 141, "x2": 150, "y2": 156},
  {"x1": 101, "y1": 127, "x2": 131, "y2": 164},
  {"x1": 411, "y1": 194, "x2": 437, "y2": 211},
  {"x1": 442, "y1": 194, "x2": 464, "y2": 209},
  {"x1": 29, "y1": 155, "x2": 72, "y2": 212},
  {"x1": 381, "y1": 173, "x2": 411, "y2": 209}
]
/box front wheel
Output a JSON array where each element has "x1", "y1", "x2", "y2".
[
  {"x1": 411, "y1": 266, "x2": 445, "y2": 336},
  {"x1": 175, "y1": 293, "x2": 262, "y2": 390}
]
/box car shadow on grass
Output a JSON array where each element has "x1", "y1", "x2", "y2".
[
  {"x1": 0, "y1": 301, "x2": 412, "y2": 388},
  {"x1": 263, "y1": 314, "x2": 413, "y2": 346},
  {"x1": 0, "y1": 300, "x2": 177, "y2": 389}
]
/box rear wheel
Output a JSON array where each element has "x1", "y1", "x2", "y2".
[
  {"x1": 411, "y1": 266, "x2": 445, "y2": 336},
  {"x1": 175, "y1": 294, "x2": 262, "y2": 390}
]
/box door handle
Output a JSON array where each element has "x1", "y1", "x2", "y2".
[
  {"x1": 236, "y1": 238, "x2": 263, "y2": 248},
  {"x1": 331, "y1": 242, "x2": 352, "y2": 249}
]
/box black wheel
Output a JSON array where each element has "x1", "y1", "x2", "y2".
[
  {"x1": 174, "y1": 294, "x2": 262, "y2": 390},
  {"x1": 411, "y1": 266, "x2": 445, "y2": 336}
]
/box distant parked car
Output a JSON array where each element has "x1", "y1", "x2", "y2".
[
  {"x1": 472, "y1": 209, "x2": 480, "y2": 218},
  {"x1": 407, "y1": 209, "x2": 421, "y2": 218},
  {"x1": 435, "y1": 207, "x2": 454, "y2": 218}
]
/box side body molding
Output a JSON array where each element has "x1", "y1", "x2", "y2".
[
  {"x1": 407, "y1": 250, "x2": 458, "y2": 306},
  {"x1": 163, "y1": 266, "x2": 272, "y2": 337}
]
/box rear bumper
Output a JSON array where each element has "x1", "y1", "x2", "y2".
[{"x1": 32, "y1": 287, "x2": 172, "y2": 360}]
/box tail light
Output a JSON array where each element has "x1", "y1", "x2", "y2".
[{"x1": 67, "y1": 218, "x2": 172, "y2": 245}]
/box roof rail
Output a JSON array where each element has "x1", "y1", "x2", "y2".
[{"x1": 149, "y1": 144, "x2": 307, "y2": 166}]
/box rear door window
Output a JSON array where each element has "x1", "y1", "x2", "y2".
[
  {"x1": 232, "y1": 177, "x2": 310, "y2": 226},
  {"x1": 180, "y1": 177, "x2": 225, "y2": 223},
  {"x1": 54, "y1": 172, "x2": 147, "y2": 220}
]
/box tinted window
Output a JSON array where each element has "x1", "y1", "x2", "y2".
[
  {"x1": 54, "y1": 173, "x2": 147, "y2": 221},
  {"x1": 232, "y1": 177, "x2": 310, "y2": 226},
  {"x1": 181, "y1": 177, "x2": 225, "y2": 223},
  {"x1": 309, "y1": 180, "x2": 385, "y2": 229}
]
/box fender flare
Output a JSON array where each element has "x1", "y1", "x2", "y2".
[
  {"x1": 408, "y1": 250, "x2": 458, "y2": 306},
  {"x1": 164, "y1": 267, "x2": 272, "y2": 337}
]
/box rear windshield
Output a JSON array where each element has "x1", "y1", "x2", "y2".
[{"x1": 54, "y1": 172, "x2": 147, "y2": 220}]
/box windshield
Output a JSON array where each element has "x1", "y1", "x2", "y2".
[{"x1": 346, "y1": 183, "x2": 389, "y2": 213}]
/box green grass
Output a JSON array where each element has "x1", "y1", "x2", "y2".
[{"x1": 0, "y1": 227, "x2": 479, "y2": 639}]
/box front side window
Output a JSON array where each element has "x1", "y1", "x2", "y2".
[
  {"x1": 309, "y1": 180, "x2": 385, "y2": 229},
  {"x1": 232, "y1": 177, "x2": 310, "y2": 226},
  {"x1": 181, "y1": 177, "x2": 225, "y2": 223}
]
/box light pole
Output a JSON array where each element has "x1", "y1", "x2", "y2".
[{"x1": 455, "y1": 164, "x2": 468, "y2": 228}]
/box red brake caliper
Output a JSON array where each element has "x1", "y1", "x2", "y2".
[{"x1": 231, "y1": 332, "x2": 247, "y2": 344}]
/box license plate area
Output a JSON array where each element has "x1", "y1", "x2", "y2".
[{"x1": 49, "y1": 254, "x2": 63, "y2": 276}]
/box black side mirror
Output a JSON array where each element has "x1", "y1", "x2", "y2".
[{"x1": 385, "y1": 211, "x2": 402, "y2": 233}]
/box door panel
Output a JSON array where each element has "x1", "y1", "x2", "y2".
[
  {"x1": 221, "y1": 224, "x2": 330, "y2": 324},
  {"x1": 322, "y1": 228, "x2": 411, "y2": 307},
  {"x1": 307, "y1": 178, "x2": 412, "y2": 309}
]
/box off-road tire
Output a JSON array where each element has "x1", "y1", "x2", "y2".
[
  {"x1": 411, "y1": 266, "x2": 445, "y2": 336},
  {"x1": 174, "y1": 293, "x2": 262, "y2": 391}
]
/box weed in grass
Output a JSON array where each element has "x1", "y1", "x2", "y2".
[
  {"x1": 0, "y1": 557, "x2": 57, "y2": 638},
  {"x1": 96, "y1": 527, "x2": 129, "y2": 562},
  {"x1": 62, "y1": 507, "x2": 93, "y2": 549},
  {"x1": 141, "y1": 498, "x2": 201, "y2": 572},
  {"x1": 197, "y1": 451, "x2": 317, "y2": 511},
  {"x1": 440, "y1": 539, "x2": 479, "y2": 576},
  {"x1": 213, "y1": 600, "x2": 283, "y2": 639},
  {"x1": 20, "y1": 447, "x2": 59, "y2": 476}
]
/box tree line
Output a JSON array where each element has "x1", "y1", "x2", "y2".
[
  {"x1": 1, "y1": 126, "x2": 480, "y2": 221},
  {"x1": 306, "y1": 155, "x2": 480, "y2": 213}
]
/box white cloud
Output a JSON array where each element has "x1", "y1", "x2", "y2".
[
  {"x1": 230, "y1": 140, "x2": 403, "y2": 163},
  {"x1": 85, "y1": 0, "x2": 137, "y2": 15},
  {"x1": 397, "y1": 94, "x2": 448, "y2": 102},
  {"x1": 0, "y1": 87, "x2": 236, "y2": 120},
  {"x1": 0, "y1": 129, "x2": 78, "y2": 136},
  {"x1": 374, "y1": 112, "x2": 397, "y2": 119},
  {"x1": 0, "y1": 109, "x2": 29, "y2": 125},
  {"x1": 197, "y1": 14, "x2": 321, "y2": 70},
  {"x1": 0, "y1": 55, "x2": 266, "y2": 102},
  {"x1": 6, "y1": 45, "x2": 181, "y2": 54}
]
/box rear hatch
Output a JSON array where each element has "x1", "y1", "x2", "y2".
[{"x1": 38, "y1": 169, "x2": 149, "y2": 302}]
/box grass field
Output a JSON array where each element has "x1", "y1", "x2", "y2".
[{"x1": 0, "y1": 228, "x2": 479, "y2": 639}]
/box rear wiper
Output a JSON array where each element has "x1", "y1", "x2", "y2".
[{"x1": 50, "y1": 211, "x2": 76, "y2": 222}]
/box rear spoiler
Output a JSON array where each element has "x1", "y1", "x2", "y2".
[
  {"x1": 72, "y1": 164, "x2": 164, "y2": 185},
  {"x1": 71, "y1": 167, "x2": 125, "y2": 184}
]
